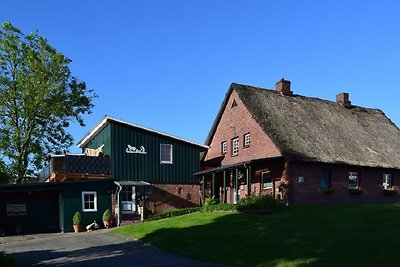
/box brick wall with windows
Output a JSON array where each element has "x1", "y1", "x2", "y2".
[
  {"x1": 290, "y1": 161, "x2": 400, "y2": 204},
  {"x1": 204, "y1": 90, "x2": 281, "y2": 166}
]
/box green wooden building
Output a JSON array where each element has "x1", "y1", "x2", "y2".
[{"x1": 77, "y1": 116, "x2": 208, "y2": 224}]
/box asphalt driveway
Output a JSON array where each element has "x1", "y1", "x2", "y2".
[{"x1": 1, "y1": 229, "x2": 232, "y2": 266}]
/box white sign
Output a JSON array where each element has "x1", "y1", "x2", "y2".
[{"x1": 126, "y1": 145, "x2": 147, "y2": 154}]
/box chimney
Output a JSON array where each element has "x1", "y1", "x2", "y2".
[
  {"x1": 336, "y1": 92, "x2": 351, "y2": 108},
  {"x1": 275, "y1": 78, "x2": 292, "y2": 96}
]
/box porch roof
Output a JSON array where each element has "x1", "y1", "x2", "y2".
[
  {"x1": 114, "y1": 180, "x2": 151, "y2": 187},
  {"x1": 194, "y1": 156, "x2": 284, "y2": 176}
]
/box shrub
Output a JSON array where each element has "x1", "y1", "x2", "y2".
[
  {"x1": 103, "y1": 209, "x2": 112, "y2": 221},
  {"x1": 202, "y1": 203, "x2": 236, "y2": 212},
  {"x1": 322, "y1": 188, "x2": 335, "y2": 195},
  {"x1": 0, "y1": 251, "x2": 17, "y2": 267},
  {"x1": 73, "y1": 211, "x2": 82, "y2": 225},
  {"x1": 146, "y1": 207, "x2": 201, "y2": 221},
  {"x1": 236, "y1": 195, "x2": 279, "y2": 212},
  {"x1": 204, "y1": 196, "x2": 219, "y2": 206},
  {"x1": 349, "y1": 189, "x2": 364, "y2": 195}
]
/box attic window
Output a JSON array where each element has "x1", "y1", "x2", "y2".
[
  {"x1": 231, "y1": 99, "x2": 238, "y2": 108},
  {"x1": 232, "y1": 137, "x2": 239, "y2": 156}
]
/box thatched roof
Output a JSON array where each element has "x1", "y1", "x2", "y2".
[{"x1": 205, "y1": 82, "x2": 400, "y2": 169}]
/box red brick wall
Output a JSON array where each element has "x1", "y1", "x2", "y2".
[
  {"x1": 290, "y1": 161, "x2": 400, "y2": 204},
  {"x1": 144, "y1": 183, "x2": 201, "y2": 213},
  {"x1": 204, "y1": 90, "x2": 282, "y2": 165}
]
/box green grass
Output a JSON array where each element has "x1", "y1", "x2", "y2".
[{"x1": 113, "y1": 203, "x2": 400, "y2": 266}]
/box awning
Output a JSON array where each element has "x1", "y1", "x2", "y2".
[{"x1": 114, "y1": 181, "x2": 151, "y2": 186}]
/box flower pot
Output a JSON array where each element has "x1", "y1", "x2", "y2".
[
  {"x1": 103, "y1": 220, "x2": 112, "y2": 229},
  {"x1": 73, "y1": 224, "x2": 81, "y2": 233}
]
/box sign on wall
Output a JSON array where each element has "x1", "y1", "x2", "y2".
[
  {"x1": 126, "y1": 145, "x2": 147, "y2": 154},
  {"x1": 7, "y1": 204, "x2": 27, "y2": 216}
]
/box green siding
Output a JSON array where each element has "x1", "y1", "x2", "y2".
[
  {"x1": 84, "y1": 121, "x2": 202, "y2": 184},
  {"x1": 61, "y1": 180, "x2": 112, "y2": 232},
  {"x1": 110, "y1": 123, "x2": 201, "y2": 183}
]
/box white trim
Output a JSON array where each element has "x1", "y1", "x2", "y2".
[
  {"x1": 77, "y1": 115, "x2": 209, "y2": 149},
  {"x1": 82, "y1": 191, "x2": 97, "y2": 212}
]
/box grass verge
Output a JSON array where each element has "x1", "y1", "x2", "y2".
[{"x1": 113, "y1": 203, "x2": 400, "y2": 266}]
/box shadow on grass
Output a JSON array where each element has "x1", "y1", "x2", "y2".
[{"x1": 133, "y1": 203, "x2": 400, "y2": 267}]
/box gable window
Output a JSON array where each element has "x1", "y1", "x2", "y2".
[
  {"x1": 348, "y1": 172, "x2": 359, "y2": 189},
  {"x1": 383, "y1": 174, "x2": 392, "y2": 190},
  {"x1": 320, "y1": 170, "x2": 331, "y2": 189},
  {"x1": 160, "y1": 144, "x2": 173, "y2": 164},
  {"x1": 82, "y1": 191, "x2": 97, "y2": 212},
  {"x1": 221, "y1": 141, "x2": 227, "y2": 154},
  {"x1": 244, "y1": 133, "x2": 250, "y2": 148},
  {"x1": 262, "y1": 171, "x2": 272, "y2": 189},
  {"x1": 232, "y1": 137, "x2": 239, "y2": 156}
]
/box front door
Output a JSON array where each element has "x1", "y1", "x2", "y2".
[{"x1": 121, "y1": 186, "x2": 136, "y2": 214}]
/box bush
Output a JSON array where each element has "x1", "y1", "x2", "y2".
[
  {"x1": 322, "y1": 188, "x2": 335, "y2": 195},
  {"x1": 236, "y1": 195, "x2": 279, "y2": 212},
  {"x1": 383, "y1": 189, "x2": 398, "y2": 196},
  {"x1": 73, "y1": 211, "x2": 82, "y2": 225},
  {"x1": 0, "y1": 251, "x2": 17, "y2": 267},
  {"x1": 102, "y1": 209, "x2": 112, "y2": 221},
  {"x1": 349, "y1": 189, "x2": 364, "y2": 195},
  {"x1": 202, "y1": 203, "x2": 236, "y2": 212},
  {"x1": 146, "y1": 207, "x2": 201, "y2": 221},
  {"x1": 204, "y1": 196, "x2": 219, "y2": 206}
]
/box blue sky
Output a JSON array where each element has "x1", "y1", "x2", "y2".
[{"x1": 2, "y1": 1, "x2": 400, "y2": 153}]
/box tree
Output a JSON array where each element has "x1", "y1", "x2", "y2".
[{"x1": 0, "y1": 22, "x2": 96, "y2": 183}]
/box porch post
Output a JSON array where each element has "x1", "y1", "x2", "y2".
[
  {"x1": 212, "y1": 172, "x2": 215, "y2": 198},
  {"x1": 201, "y1": 175, "x2": 205, "y2": 206},
  {"x1": 223, "y1": 170, "x2": 227, "y2": 203},
  {"x1": 141, "y1": 186, "x2": 146, "y2": 221},
  {"x1": 235, "y1": 168, "x2": 239, "y2": 202},
  {"x1": 247, "y1": 165, "x2": 252, "y2": 197}
]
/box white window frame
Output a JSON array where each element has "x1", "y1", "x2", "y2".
[
  {"x1": 262, "y1": 171, "x2": 272, "y2": 189},
  {"x1": 244, "y1": 133, "x2": 250, "y2": 147},
  {"x1": 383, "y1": 174, "x2": 392, "y2": 190},
  {"x1": 348, "y1": 172, "x2": 359, "y2": 189},
  {"x1": 82, "y1": 191, "x2": 97, "y2": 212},
  {"x1": 160, "y1": 144, "x2": 173, "y2": 164},
  {"x1": 232, "y1": 137, "x2": 239, "y2": 156},
  {"x1": 221, "y1": 141, "x2": 227, "y2": 154}
]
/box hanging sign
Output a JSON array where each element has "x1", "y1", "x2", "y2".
[{"x1": 126, "y1": 145, "x2": 147, "y2": 154}]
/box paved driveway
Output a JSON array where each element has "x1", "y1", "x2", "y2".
[{"x1": 1, "y1": 229, "x2": 232, "y2": 266}]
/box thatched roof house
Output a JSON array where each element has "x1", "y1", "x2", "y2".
[
  {"x1": 199, "y1": 79, "x2": 400, "y2": 205},
  {"x1": 206, "y1": 80, "x2": 400, "y2": 170}
]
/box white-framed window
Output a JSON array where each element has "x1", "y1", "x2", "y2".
[
  {"x1": 232, "y1": 137, "x2": 239, "y2": 156},
  {"x1": 383, "y1": 174, "x2": 392, "y2": 190},
  {"x1": 160, "y1": 144, "x2": 173, "y2": 164},
  {"x1": 262, "y1": 171, "x2": 272, "y2": 189},
  {"x1": 244, "y1": 133, "x2": 250, "y2": 148},
  {"x1": 82, "y1": 191, "x2": 97, "y2": 212},
  {"x1": 221, "y1": 141, "x2": 227, "y2": 154},
  {"x1": 348, "y1": 172, "x2": 359, "y2": 189}
]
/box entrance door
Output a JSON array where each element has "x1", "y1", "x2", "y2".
[{"x1": 121, "y1": 186, "x2": 136, "y2": 214}]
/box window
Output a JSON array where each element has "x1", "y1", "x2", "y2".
[
  {"x1": 221, "y1": 141, "x2": 227, "y2": 154},
  {"x1": 383, "y1": 174, "x2": 392, "y2": 190},
  {"x1": 160, "y1": 144, "x2": 173, "y2": 164},
  {"x1": 178, "y1": 187, "x2": 183, "y2": 194},
  {"x1": 244, "y1": 133, "x2": 250, "y2": 148},
  {"x1": 232, "y1": 137, "x2": 239, "y2": 156},
  {"x1": 348, "y1": 172, "x2": 359, "y2": 189},
  {"x1": 320, "y1": 170, "x2": 331, "y2": 189},
  {"x1": 82, "y1": 191, "x2": 97, "y2": 212},
  {"x1": 262, "y1": 171, "x2": 272, "y2": 189}
]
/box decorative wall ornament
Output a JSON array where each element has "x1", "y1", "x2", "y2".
[{"x1": 126, "y1": 145, "x2": 147, "y2": 154}]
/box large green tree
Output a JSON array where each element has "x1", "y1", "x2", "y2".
[{"x1": 0, "y1": 22, "x2": 96, "y2": 183}]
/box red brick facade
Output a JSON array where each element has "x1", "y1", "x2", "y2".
[{"x1": 204, "y1": 90, "x2": 282, "y2": 166}]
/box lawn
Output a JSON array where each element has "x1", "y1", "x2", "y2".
[{"x1": 113, "y1": 203, "x2": 400, "y2": 266}]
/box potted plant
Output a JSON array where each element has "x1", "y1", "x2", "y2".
[
  {"x1": 102, "y1": 209, "x2": 112, "y2": 228},
  {"x1": 72, "y1": 211, "x2": 82, "y2": 233}
]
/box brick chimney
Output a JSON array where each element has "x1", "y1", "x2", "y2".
[
  {"x1": 336, "y1": 92, "x2": 351, "y2": 108},
  {"x1": 276, "y1": 78, "x2": 292, "y2": 96}
]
